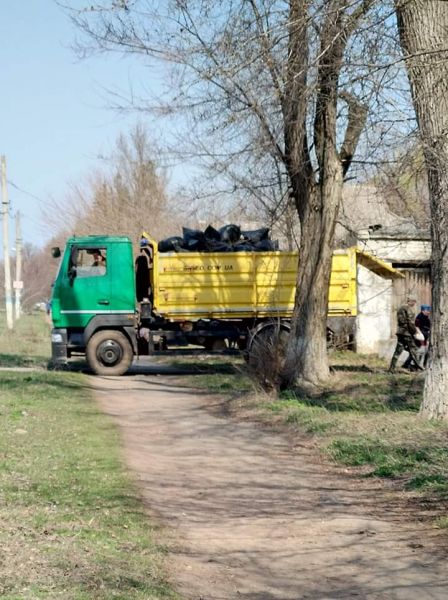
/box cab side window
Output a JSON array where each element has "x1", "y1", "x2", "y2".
[{"x1": 73, "y1": 248, "x2": 107, "y2": 278}]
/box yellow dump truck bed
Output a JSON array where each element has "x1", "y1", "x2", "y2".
[{"x1": 151, "y1": 247, "x2": 359, "y2": 321}]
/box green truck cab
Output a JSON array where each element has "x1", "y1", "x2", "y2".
[{"x1": 51, "y1": 236, "x2": 137, "y2": 375}]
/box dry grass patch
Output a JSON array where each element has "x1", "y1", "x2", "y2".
[{"x1": 0, "y1": 313, "x2": 51, "y2": 368}]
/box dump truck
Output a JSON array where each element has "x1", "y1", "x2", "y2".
[{"x1": 50, "y1": 234, "x2": 399, "y2": 375}]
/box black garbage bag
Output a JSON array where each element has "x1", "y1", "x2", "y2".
[
  {"x1": 205, "y1": 239, "x2": 233, "y2": 252},
  {"x1": 254, "y1": 239, "x2": 277, "y2": 251},
  {"x1": 207, "y1": 240, "x2": 234, "y2": 252},
  {"x1": 183, "y1": 227, "x2": 206, "y2": 251},
  {"x1": 219, "y1": 224, "x2": 241, "y2": 244},
  {"x1": 232, "y1": 242, "x2": 256, "y2": 252},
  {"x1": 158, "y1": 236, "x2": 185, "y2": 252},
  {"x1": 159, "y1": 224, "x2": 277, "y2": 253},
  {"x1": 204, "y1": 224, "x2": 221, "y2": 241},
  {"x1": 241, "y1": 228, "x2": 270, "y2": 244}
]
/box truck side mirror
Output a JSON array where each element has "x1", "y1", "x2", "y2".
[{"x1": 51, "y1": 247, "x2": 61, "y2": 258}]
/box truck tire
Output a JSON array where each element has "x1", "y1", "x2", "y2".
[
  {"x1": 86, "y1": 330, "x2": 133, "y2": 376},
  {"x1": 248, "y1": 321, "x2": 290, "y2": 360}
]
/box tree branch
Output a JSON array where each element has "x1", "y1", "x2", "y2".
[{"x1": 338, "y1": 90, "x2": 368, "y2": 176}]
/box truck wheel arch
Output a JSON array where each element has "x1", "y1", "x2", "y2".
[{"x1": 83, "y1": 315, "x2": 137, "y2": 354}]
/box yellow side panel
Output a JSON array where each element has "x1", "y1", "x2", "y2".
[
  {"x1": 329, "y1": 251, "x2": 357, "y2": 315},
  {"x1": 153, "y1": 249, "x2": 357, "y2": 320}
]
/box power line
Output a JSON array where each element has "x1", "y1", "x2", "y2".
[
  {"x1": 7, "y1": 179, "x2": 54, "y2": 208},
  {"x1": 6, "y1": 178, "x2": 58, "y2": 242}
]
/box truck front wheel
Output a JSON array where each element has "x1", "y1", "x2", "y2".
[{"x1": 86, "y1": 330, "x2": 133, "y2": 376}]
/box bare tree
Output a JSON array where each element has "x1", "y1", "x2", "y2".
[
  {"x1": 67, "y1": 1, "x2": 407, "y2": 387},
  {"x1": 0, "y1": 243, "x2": 62, "y2": 312},
  {"x1": 395, "y1": 0, "x2": 448, "y2": 419},
  {"x1": 280, "y1": 1, "x2": 372, "y2": 387},
  {"x1": 20, "y1": 244, "x2": 57, "y2": 310},
  {"x1": 45, "y1": 125, "x2": 178, "y2": 245},
  {"x1": 375, "y1": 143, "x2": 430, "y2": 229}
]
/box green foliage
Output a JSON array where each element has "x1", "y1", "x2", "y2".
[
  {"x1": 407, "y1": 474, "x2": 448, "y2": 490},
  {"x1": 196, "y1": 372, "x2": 251, "y2": 393},
  {"x1": 273, "y1": 370, "x2": 448, "y2": 498}
]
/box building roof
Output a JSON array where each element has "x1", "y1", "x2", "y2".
[
  {"x1": 336, "y1": 183, "x2": 429, "y2": 244},
  {"x1": 355, "y1": 249, "x2": 404, "y2": 279}
]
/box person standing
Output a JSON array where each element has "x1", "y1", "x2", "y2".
[
  {"x1": 402, "y1": 303, "x2": 432, "y2": 370},
  {"x1": 389, "y1": 296, "x2": 425, "y2": 373},
  {"x1": 415, "y1": 304, "x2": 431, "y2": 367}
]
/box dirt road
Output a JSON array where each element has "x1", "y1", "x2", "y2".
[{"x1": 92, "y1": 367, "x2": 447, "y2": 600}]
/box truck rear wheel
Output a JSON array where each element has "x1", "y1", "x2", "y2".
[{"x1": 86, "y1": 330, "x2": 133, "y2": 376}]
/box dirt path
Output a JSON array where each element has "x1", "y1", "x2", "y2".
[{"x1": 92, "y1": 367, "x2": 447, "y2": 600}]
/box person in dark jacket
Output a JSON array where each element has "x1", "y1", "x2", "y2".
[
  {"x1": 388, "y1": 297, "x2": 425, "y2": 373},
  {"x1": 402, "y1": 304, "x2": 431, "y2": 370},
  {"x1": 415, "y1": 305, "x2": 431, "y2": 340},
  {"x1": 415, "y1": 304, "x2": 431, "y2": 367}
]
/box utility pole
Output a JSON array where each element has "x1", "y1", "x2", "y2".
[
  {"x1": 14, "y1": 211, "x2": 23, "y2": 320},
  {"x1": 1, "y1": 155, "x2": 14, "y2": 330}
]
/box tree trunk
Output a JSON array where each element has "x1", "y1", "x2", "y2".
[
  {"x1": 396, "y1": 0, "x2": 448, "y2": 419},
  {"x1": 283, "y1": 168, "x2": 342, "y2": 387},
  {"x1": 281, "y1": 0, "x2": 350, "y2": 388}
]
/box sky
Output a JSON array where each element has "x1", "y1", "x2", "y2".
[{"x1": 1, "y1": 1, "x2": 165, "y2": 251}]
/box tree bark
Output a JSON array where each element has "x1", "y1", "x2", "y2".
[
  {"x1": 283, "y1": 169, "x2": 342, "y2": 387},
  {"x1": 281, "y1": 0, "x2": 367, "y2": 387},
  {"x1": 395, "y1": 0, "x2": 448, "y2": 419}
]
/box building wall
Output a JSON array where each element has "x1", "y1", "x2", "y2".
[
  {"x1": 355, "y1": 236, "x2": 431, "y2": 358},
  {"x1": 357, "y1": 237, "x2": 431, "y2": 264},
  {"x1": 392, "y1": 267, "x2": 432, "y2": 309},
  {"x1": 356, "y1": 264, "x2": 394, "y2": 355}
]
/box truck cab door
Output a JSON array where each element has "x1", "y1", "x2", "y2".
[{"x1": 59, "y1": 245, "x2": 111, "y2": 328}]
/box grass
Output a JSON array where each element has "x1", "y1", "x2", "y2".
[
  {"x1": 0, "y1": 312, "x2": 51, "y2": 367},
  {"x1": 0, "y1": 314, "x2": 178, "y2": 599},
  {"x1": 329, "y1": 439, "x2": 448, "y2": 483},
  {"x1": 170, "y1": 356, "x2": 252, "y2": 394},
  {"x1": 0, "y1": 370, "x2": 177, "y2": 599},
  {"x1": 180, "y1": 350, "x2": 448, "y2": 506},
  {"x1": 270, "y1": 365, "x2": 448, "y2": 498}
]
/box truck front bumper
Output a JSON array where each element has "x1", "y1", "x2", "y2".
[{"x1": 51, "y1": 328, "x2": 68, "y2": 366}]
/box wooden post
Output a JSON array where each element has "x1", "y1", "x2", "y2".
[{"x1": 1, "y1": 155, "x2": 14, "y2": 330}]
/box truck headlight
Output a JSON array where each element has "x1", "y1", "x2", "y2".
[{"x1": 51, "y1": 333, "x2": 64, "y2": 343}]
